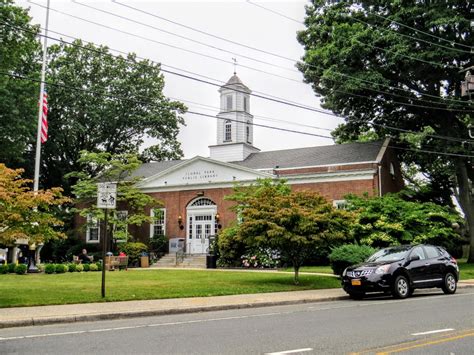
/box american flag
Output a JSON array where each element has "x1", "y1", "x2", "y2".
[{"x1": 40, "y1": 89, "x2": 48, "y2": 144}]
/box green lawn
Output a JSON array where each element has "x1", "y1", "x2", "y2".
[
  {"x1": 280, "y1": 266, "x2": 334, "y2": 275},
  {"x1": 0, "y1": 269, "x2": 341, "y2": 308},
  {"x1": 459, "y1": 259, "x2": 474, "y2": 280}
]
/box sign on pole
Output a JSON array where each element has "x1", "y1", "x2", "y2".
[{"x1": 97, "y1": 183, "x2": 117, "y2": 209}]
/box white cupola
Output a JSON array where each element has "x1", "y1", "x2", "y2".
[{"x1": 209, "y1": 74, "x2": 260, "y2": 162}]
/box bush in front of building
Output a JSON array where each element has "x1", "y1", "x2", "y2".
[
  {"x1": 8, "y1": 263, "x2": 16, "y2": 273},
  {"x1": 149, "y1": 234, "x2": 168, "y2": 255},
  {"x1": 217, "y1": 225, "x2": 246, "y2": 267},
  {"x1": 76, "y1": 264, "x2": 84, "y2": 272},
  {"x1": 44, "y1": 264, "x2": 56, "y2": 274},
  {"x1": 329, "y1": 244, "x2": 377, "y2": 276},
  {"x1": 0, "y1": 264, "x2": 8, "y2": 274},
  {"x1": 89, "y1": 263, "x2": 98, "y2": 271},
  {"x1": 241, "y1": 248, "x2": 280, "y2": 268},
  {"x1": 118, "y1": 242, "x2": 148, "y2": 266},
  {"x1": 83, "y1": 263, "x2": 90, "y2": 272},
  {"x1": 55, "y1": 264, "x2": 68, "y2": 273},
  {"x1": 15, "y1": 264, "x2": 27, "y2": 275},
  {"x1": 68, "y1": 263, "x2": 77, "y2": 272}
]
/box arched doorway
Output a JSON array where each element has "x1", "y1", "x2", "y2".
[{"x1": 186, "y1": 197, "x2": 217, "y2": 254}]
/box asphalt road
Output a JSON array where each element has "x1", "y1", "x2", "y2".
[{"x1": 1, "y1": 289, "x2": 473, "y2": 354}]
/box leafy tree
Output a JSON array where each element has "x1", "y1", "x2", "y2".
[
  {"x1": 226, "y1": 179, "x2": 353, "y2": 284},
  {"x1": 69, "y1": 151, "x2": 161, "y2": 244},
  {"x1": 0, "y1": 164, "x2": 70, "y2": 246},
  {"x1": 346, "y1": 193, "x2": 464, "y2": 255},
  {"x1": 41, "y1": 40, "x2": 186, "y2": 193},
  {"x1": 297, "y1": 1, "x2": 474, "y2": 261},
  {"x1": 0, "y1": 1, "x2": 41, "y2": 168}
]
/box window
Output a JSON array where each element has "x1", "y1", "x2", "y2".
[
  {"x1": 424, "y1": 246, "x2": 440, "y2": 259},
  {"x1": 224, "y1": 120, "x2": 232, "y2": 142},
  {"x1": 243, "y1": 97, "x2": 247, "y2": 112},
  {"x1": 246, "y1": 121, "x2": 251, "y2": 143},
  {"x1": 226, "y1": 95, "x2": 233, "y2": 110},
  {"x1": 86, "y1": 214, "x2": 100, "y2": 243},
  {"x1": 410, "y1": 246, "x2": 426, "y2": 260},
  {"x1": 150, "y1": 208, "x2": 166, "y2": 238},
  {"x1": 113, "y1": 210, "x2": 128, "y2": 242},
  {"x1": 190, "y1": 198, "x2": 216, "y2": 207},
  {"x1": 333, "y1": 200, "x2": 348, "y2": 210}
]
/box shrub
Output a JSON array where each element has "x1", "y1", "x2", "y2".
[
  {"x1": 89, "y1": 263, "x2": 98, "y2": 271},
  {"x1": 217, "y1": 226, "x2": 246, "y2": 267},
  {"x1": 68, "y1": 263, "x2": 77, "y2": 272},
  {"x1": 76, "y1": 264, "x2": 84, "y2": 272},
  {"x1": 241, "y1": 248, "x2": 280, "y2": 268},
  {"x1": 329, "y1": 244, "x2": 377, "y2": 276},
  {"x1": 15, "y1": 264, "x2": 27, "y2": 275},
  {"x1": 118, "y1": 242, "x2": 148, "y2": 266},
  {"x1": 55, "y1": 264, "x2": 68, "y2": 273},
  {"x1": 95, "y1": 262, "x2": 102, "y2": 271},
  {"x1": 149, "y1": 234, "x2": 168, "y2": 253},
  {"x1": 8, "y1": 263, "x2": 16, "y2": 273},
  {"x1": 83, "y1": 263, "x2": 90, "y2": 272},
  {"x1": 44, "y1": 264, "x2": 56, "y2": 274},
  {"x1": 0, "y1": 264, "x2": 8, "y2": 274},
  {"x1": 36, "y1": 263, "x2": 45, "y2": 272}
]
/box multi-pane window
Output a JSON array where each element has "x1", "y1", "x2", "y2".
[
  {"x1": 243, "y1": 97, "x2": 247, "y2": 112},
  {"x1": 113, "y1": 210, "x2": 128, "y2": 242},
  {"x1": 86, "y1": 214, "x2": 100, "y2": 243},
  {"x1": 246, "y1": 121, "x2": 251, "y2": 143},
  {"x1": 226, "y1": 95, "x2": 233, "y2": 110},
  {"x1": 188, "y1": 216, "x2": 193, "y2": 239},
  {"x1": 224, "y1": 120, "x2": 232, "y2": 142},
  {"x1": 150, "y1": 208, "x2": 166, "y2": 238}
]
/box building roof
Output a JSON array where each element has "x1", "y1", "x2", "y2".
[
  {"x1": 221, "y1": 74, "x2": 251, "y2": 93},
  {"x1": 233, "y1": 140, "x2": 385, "y2": 170},
  {"x1": 132, "y1": 141, "x2": 385, "y2": 179}
]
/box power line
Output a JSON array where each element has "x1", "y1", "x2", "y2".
[
  {"x1": 3, "y1": 19, "x2": 474, "y2": 145},
  {"x1": 1, "y1": 71, "x2": 472, "y2": 159},
  {"x1": 371, "y1": 12, "x2": 474, "y2": 51},
  {"x1": 24, "y1": 1, "x2": 473, "y2": 108}
]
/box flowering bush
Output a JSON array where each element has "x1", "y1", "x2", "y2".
[{"x1": 241, "y1": 248, "x2": 280, "y2": 268}]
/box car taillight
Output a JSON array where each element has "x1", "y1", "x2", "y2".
[{"x1": 450, "y1": 257, "x2": 457, "y2": 264}]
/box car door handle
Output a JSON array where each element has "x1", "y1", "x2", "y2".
[{"x1": 424, "y1": 263, "x2": 430, "y2": 266}]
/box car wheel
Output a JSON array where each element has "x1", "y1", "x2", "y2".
[
  {"x1": 441, "y1": 272, "x2": 457, "y2": 294},
  {"x1": 392, "y1": 275, "x2": 410, "y2": 299},
  {"x1": 348, "y1": 291, "x2": 365, "y2": 300}
]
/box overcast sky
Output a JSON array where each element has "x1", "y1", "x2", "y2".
[{"x1": 18, "y1": 0, "x2": 342, "y2": 159}]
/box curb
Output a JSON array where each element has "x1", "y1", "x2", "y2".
[{"x1": 0, "y1": 295, "x2": 348, "y2": 329}]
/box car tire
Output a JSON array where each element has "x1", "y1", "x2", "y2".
[
  {"x1": 441, "y1": 272, "x2": 457, "y2": 294},
  {"x1": 348, "y1": 291, "x2": 365, "y2": 300},
  {"x1": 392, "y1": 275, "x2": 411, "y2": 299}
]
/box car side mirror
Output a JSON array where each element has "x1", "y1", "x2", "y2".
[{"x1": 409, "y1": 254, "x2": 420, "y2": 262}]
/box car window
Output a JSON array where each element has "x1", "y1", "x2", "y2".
[
  {"x1": 424, "y1": 246, "x2": 440, "y2": 259},
  {"x1": 410, "y1": 246, "x2": 426, "y2": 260},
  {"x1": 366, "y1": 247, "x2": 411, "y2": 262}
]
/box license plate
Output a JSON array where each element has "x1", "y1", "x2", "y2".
[{"x1": 351, "y1": 279, "x2": 361, "y2": 286}]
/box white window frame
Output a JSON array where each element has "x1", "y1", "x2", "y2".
[
  {"x1": 150, "y1": 208, "x2": 166, "y2": 238},
  {"x1": 113, "y1": 210, "x2": 128, "y2": 243},
  {"x1": 246, "y1": 121, "x2": 251, "y2": 143},
  {"x1": 86, "y1": 214, "x2": 100, "y2": 244},
  {"x1": 333, "y1": 200, "x2": 348, "y2": 210},
  {"x1": 224, "y1": 120, "x2": 232, "y2": 142},
  {"x1": 243, "y1": 97, "x2": 247, "y2": 112},
  {"x1": 226, "y1": 94, "x2": 233, "y2": 110}
]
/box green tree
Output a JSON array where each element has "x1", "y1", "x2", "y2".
[
  {"x1": 297, "y1": 1, "x2": 474, "y2": 261},
  {"x1": 0, "y1": 164, "x2": 70, "y2": 246},
  {"x1": 226, "y1": 179, "x2": 353, "y2": 284},
  {"x1": 42, "y1": 40, "x2": 186, "y2": 193},
  {"x1": 346, "y1": 193, "x2": 464, "y2": 255},
  {"x1": 0, "y1": 0, "x2": 41, "y2": 168},
  {"x1": 69, "y1": 151, "x2": 160, "y2": 244}
]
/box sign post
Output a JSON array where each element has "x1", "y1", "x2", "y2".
[{"x1": 97, "y1": 183, "x2": 117, "y2": 298}]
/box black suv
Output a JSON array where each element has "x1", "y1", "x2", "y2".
[{"x1": 342, "y1": 244, "x2": 459, "y2": 299}]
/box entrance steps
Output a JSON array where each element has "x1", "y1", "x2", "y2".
[{"x1": 152, "y1": 253, "x2": 207, "y2": 269}]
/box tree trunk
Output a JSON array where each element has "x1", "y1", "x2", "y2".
[
  {"x1": 455, "y1": 159, "x2": 474, "y2": 263},
  {"x1": 293, "y1": 265, "x2": 300, "y2": 285}
]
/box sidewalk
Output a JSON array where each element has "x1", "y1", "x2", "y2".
[{"x1": 1, "y1": 280, "x2": 473, "y2": 329}]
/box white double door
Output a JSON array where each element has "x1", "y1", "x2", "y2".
[{"x1": 187, "y1": 208, "x2": 216, "y2": 254}]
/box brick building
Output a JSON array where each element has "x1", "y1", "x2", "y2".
[{"x1": 80, "y1": 74, "x2": 404, "y2": 254}]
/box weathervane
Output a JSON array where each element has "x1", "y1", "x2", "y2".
[{"x1": 232, "y1": 57, "x2": 237, "y2": 74}]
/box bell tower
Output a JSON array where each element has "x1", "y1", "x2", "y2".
[{"x1": 209, "y1": 74, "x2": 260, "y2": 162}]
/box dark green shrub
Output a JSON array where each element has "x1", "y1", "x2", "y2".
[
  {"x1": 55, "y1": 264, "x2": 68, "y2": 273},
  {"x1": 83, "y1": 263, "x2": 90, "y2": 272},
  {"x1": 8, "y1": 263, "x2": 16, "y2": 273},
  {"x1": 44, "y1": 264, "x2": 56, "y2": 274},
  {"x1": 0, "y1": 264, "x2": 8, "y2": 274},
  {"x1": 329, "y1": 244, "x2": 377, "y2": 276},
  {"x1": 149, "y1": 234, "x2": 168, "y2": 253},
  {"x1": 68, "y1": 263, "x2": 77, "y2": 272},
  {"x1": 89, "y1": 263, "x2": 98, "y2": 271},
  {"x1": 95, "y1": 262, "x2": 102, "y2": 271},
  {"x1": 118, "y1": 242, "x2": 148, "y2": 266},
  {"x1": 15, "y1": 264, "x2": 27, "y2": 275},
  {"x1": 217, "y1": 226, "x2": 246, "y2": 267},
  {"x1": 76, "y1": 264, "x2": 84, "y2": 272}
]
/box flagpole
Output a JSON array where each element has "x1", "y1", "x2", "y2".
[{"x1": 33, "y1": 0, "x2": 50, "y2": 192}]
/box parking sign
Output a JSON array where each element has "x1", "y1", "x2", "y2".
[{"x1": 97, "y1": 183, "x2": 117, "y2": 209}]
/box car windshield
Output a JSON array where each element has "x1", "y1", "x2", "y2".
[{"x1": 366, "y1": 246, "x2": 412, "y2": 262}]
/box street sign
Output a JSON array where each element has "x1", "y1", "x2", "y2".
[{"x1": 97, "y1": 183, "x2": 117, "y2": 209}]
